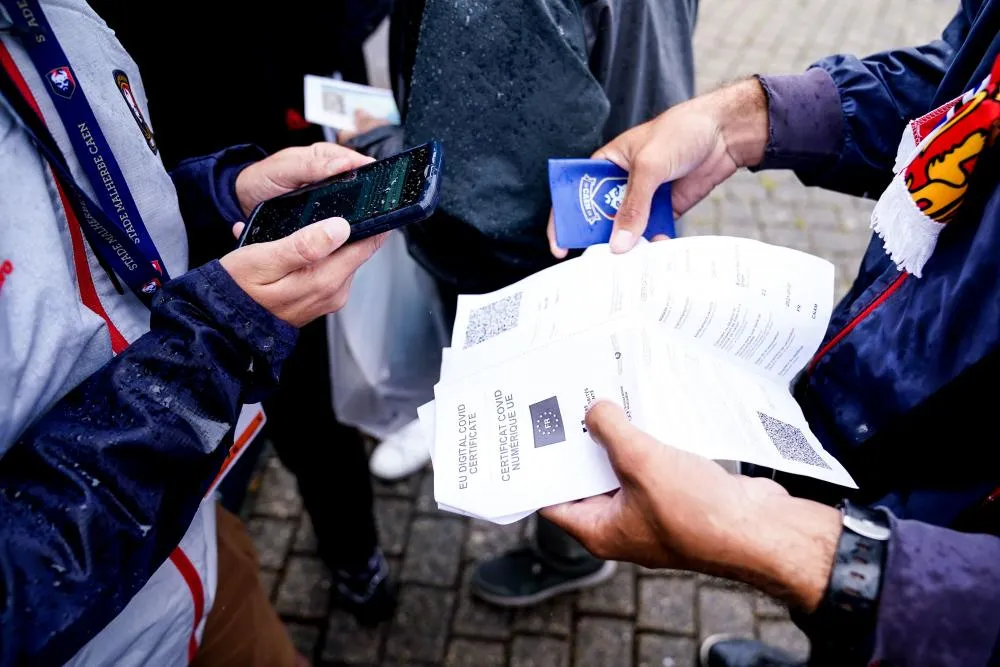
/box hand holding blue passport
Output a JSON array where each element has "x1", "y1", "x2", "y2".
[{"x1": 549, "y1": 158, "x2": 675, "y2": 249}]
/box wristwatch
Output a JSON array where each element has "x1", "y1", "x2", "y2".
[{"x1": 798, "y1": 500, "x2": 891, "y2": 664}]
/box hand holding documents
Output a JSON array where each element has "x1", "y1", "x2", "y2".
[
  {"x1": 303, "y1": 75, "x2": 401, "y2": 132},
  {"x1": 424, "y1": 237, "x2": 856, "y2": 524}
]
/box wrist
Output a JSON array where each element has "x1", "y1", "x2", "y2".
[
  {"x1": 705, "y1": 79, "x2": 769, "y2": 169},
  {"x1": 741, "y1": 495, "x2": 840, "y2": 612}
]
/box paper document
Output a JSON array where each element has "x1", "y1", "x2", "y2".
[
  {"x1": 423, "y1": 237, "x2": 856, "y2": 524},
  {"x1": 304, "y1": 75, "x2": 401, "y2": 131}
]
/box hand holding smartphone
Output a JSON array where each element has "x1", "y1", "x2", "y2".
[{"x1": 238, "y1": 141, "x2": 443, "y2": 247}]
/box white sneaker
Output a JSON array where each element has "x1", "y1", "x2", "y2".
[{"x1": 369, "y1": 419, "x2": 432, "y2": 481}]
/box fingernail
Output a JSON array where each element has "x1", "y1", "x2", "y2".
[
  {"x1": 326, "y1": 159, "x2": 346, "y2": 173},
  {"x1": 610, "y1": 230, "x2": 634, "y2": 253},
  {"x1": 321, "y1": 218, "x2": 350, "y2": 242}
]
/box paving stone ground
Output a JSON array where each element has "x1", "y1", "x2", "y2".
[{"x1": 253, "y1": 1, "x2": 954, "y2": 665}]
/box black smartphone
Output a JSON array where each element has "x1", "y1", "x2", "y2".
[{"x1": 237, "y1": 140, "x2": 443, "y2": 247}]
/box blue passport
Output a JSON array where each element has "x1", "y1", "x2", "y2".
[{"x1": 548, "y1": 158, "x2": 674, "y2": 249}]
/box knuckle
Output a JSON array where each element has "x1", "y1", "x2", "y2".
[
  {"x1": 370, "y1": 232, "x2": 389, "y2": 253},
  {"x1": 342, "y1": 237, "x2": 381, "y2": 269},
  {"x1": 291, "y1": 229, "x2": 322, "y2": 263},
  {"x1": 616, "y1": 200, "x2": 647, "y2": 229},
  {"x1": 329, "y1": 288, "x2": 350, "y2": 312},
  {"x1": 272, "y1": 146, "x2": 296, "y2": 163},
  {"x1": 312, "y1": 141, "x2": 345, "y2": 159},
  {"x1": 632, "y1": 151, "x2": 659, "y2": 175}
]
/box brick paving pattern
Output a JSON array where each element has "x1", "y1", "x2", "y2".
[{"x1": 253, "y1": 1, "x2": 955, "y2": 664}]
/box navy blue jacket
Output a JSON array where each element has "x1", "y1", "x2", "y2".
[
  {"x1": 760, "y1": 1, "x2": 1000, "y2": 663},
  {"x1": 0, "y1": 146, "x2": 294, "y2": 666}
]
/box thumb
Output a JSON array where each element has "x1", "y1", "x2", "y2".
[
  {"x1": 584, "y1": 401, "x2": 656, "y2": 485},
  {"x1": 607, "y1": 159, "x2": 663, "y2": 254},
  {"x1": 253, "y1": 217, "x2": 351, "y2": 282}
]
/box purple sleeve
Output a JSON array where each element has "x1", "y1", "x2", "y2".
[
  {"x1": 755, "y1": 69, "x2": 844, "y2": 171},
  {"x1": 872, "y1": 516, "x2": 1000, "y2": 666},
  {"x1": 753, "y1": 25, "x2": 959, "y2": 198}
]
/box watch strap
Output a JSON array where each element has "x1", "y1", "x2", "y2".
[{"x1": 799, "y1": 500, "x2": 890, "y2": 665}]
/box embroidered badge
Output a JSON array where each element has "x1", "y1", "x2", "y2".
[{"x1": 113, "y1": 69, "x2": 157, "y2": 154}]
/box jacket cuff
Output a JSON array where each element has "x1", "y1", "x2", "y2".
[
  {"x1": 157, "y1": 261, "x2": 298, "y2": 400},
  {"x1": 171, "y1": 144, "x2": 268, "y2": 268},
  {"x1": 212, "y1": 145, "x2": 265, "y2": 224},
  {"x1": 871, "y1": 515, "x2": 1000, "y2": 666},
  {"x1": 755, "y1": 69, "x2": 844, "y2": 171}
]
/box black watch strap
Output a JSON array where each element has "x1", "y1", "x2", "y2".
[{"x1": 798, "y1": 500, "x2": 891, "y2": 665}]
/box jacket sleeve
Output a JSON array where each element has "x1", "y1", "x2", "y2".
[
  {"x1": 0, "y1": 260, "x2": 297, "y2": 667},
  {"x1": 756, "y1": 9, "x2": 967, "y2": 198},
  {"x1": 869, "y1": 515, "x2": 1000, "y2": 666},
  {"x1": 169, "y1": 144, "x2": 267, "y2": 267}
]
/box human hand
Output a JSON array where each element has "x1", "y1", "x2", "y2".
[
  {"x1": 234, "y1": 143, "x2": 374, "y2": 217},
  {"x1": 337, "y1": 109, "x2": 393, "y2": 144},
  {"x1": 547, "y1": 80, "x2": 769, "y2": 257},
  {"x1": 220, "y1": 218, "x2": 385, "y2": 327},
  {"x1": 541, "y1": 401, "x2": 840, "y2": 611}
]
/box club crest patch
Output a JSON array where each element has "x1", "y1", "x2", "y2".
[
  {"x1": 578, "y1": 174, "x2": 628, "y2": 225},
  {"x1": 113, "y1": 70, "x2": 157, "y2": 154},
  {"x1": 47, "y1": 66, "x2": 75, "y2": 99}
]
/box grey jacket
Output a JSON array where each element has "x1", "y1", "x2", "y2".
[{"x1": 348, "y1": 0, "x2": 698, "y2": 292}]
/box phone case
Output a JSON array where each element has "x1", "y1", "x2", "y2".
[{"x1": 237, "y1": 140, "x2": 443, "y2": 247}]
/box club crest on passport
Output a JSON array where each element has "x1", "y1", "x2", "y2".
[
  {"x1": 549, "y1": 158, "x2": 675, "y2": 249},
  {"x1": 579, "y1": 174, "x2": 628, "y2": 225}
]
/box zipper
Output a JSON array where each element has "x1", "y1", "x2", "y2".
[{"x1": 807, "y1": 272, "x2": 910, "y2": 374}]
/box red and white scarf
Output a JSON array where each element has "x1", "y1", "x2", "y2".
[{"x1": 870, "y1": 54, "x2": 1000, "y2": 277}]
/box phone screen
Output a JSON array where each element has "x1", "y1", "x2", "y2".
[{"x1": 242, "y1": 143, "x2": 432, "y2": 245}]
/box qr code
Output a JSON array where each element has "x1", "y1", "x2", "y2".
[
  {"x1": 757, "y1": 412, "x2": 830, "y2": 469},
  {"x1": 322, "y1": 89, "x2": 346, "y2": 114},
  {"x1": 463, "y1": 293, "x2": 523, "y2": 348}
]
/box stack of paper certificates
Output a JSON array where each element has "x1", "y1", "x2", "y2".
[{"x1": 421, "y1": 237, "x2": 857, "y2": 525}]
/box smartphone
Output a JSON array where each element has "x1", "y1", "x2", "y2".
[{"x1": 238, "y1": 140, "x2": 443, "y2": 247}]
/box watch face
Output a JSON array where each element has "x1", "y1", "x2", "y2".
[{"x1": 843, "y1": 514, "x2": 892, "y2": 541}]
